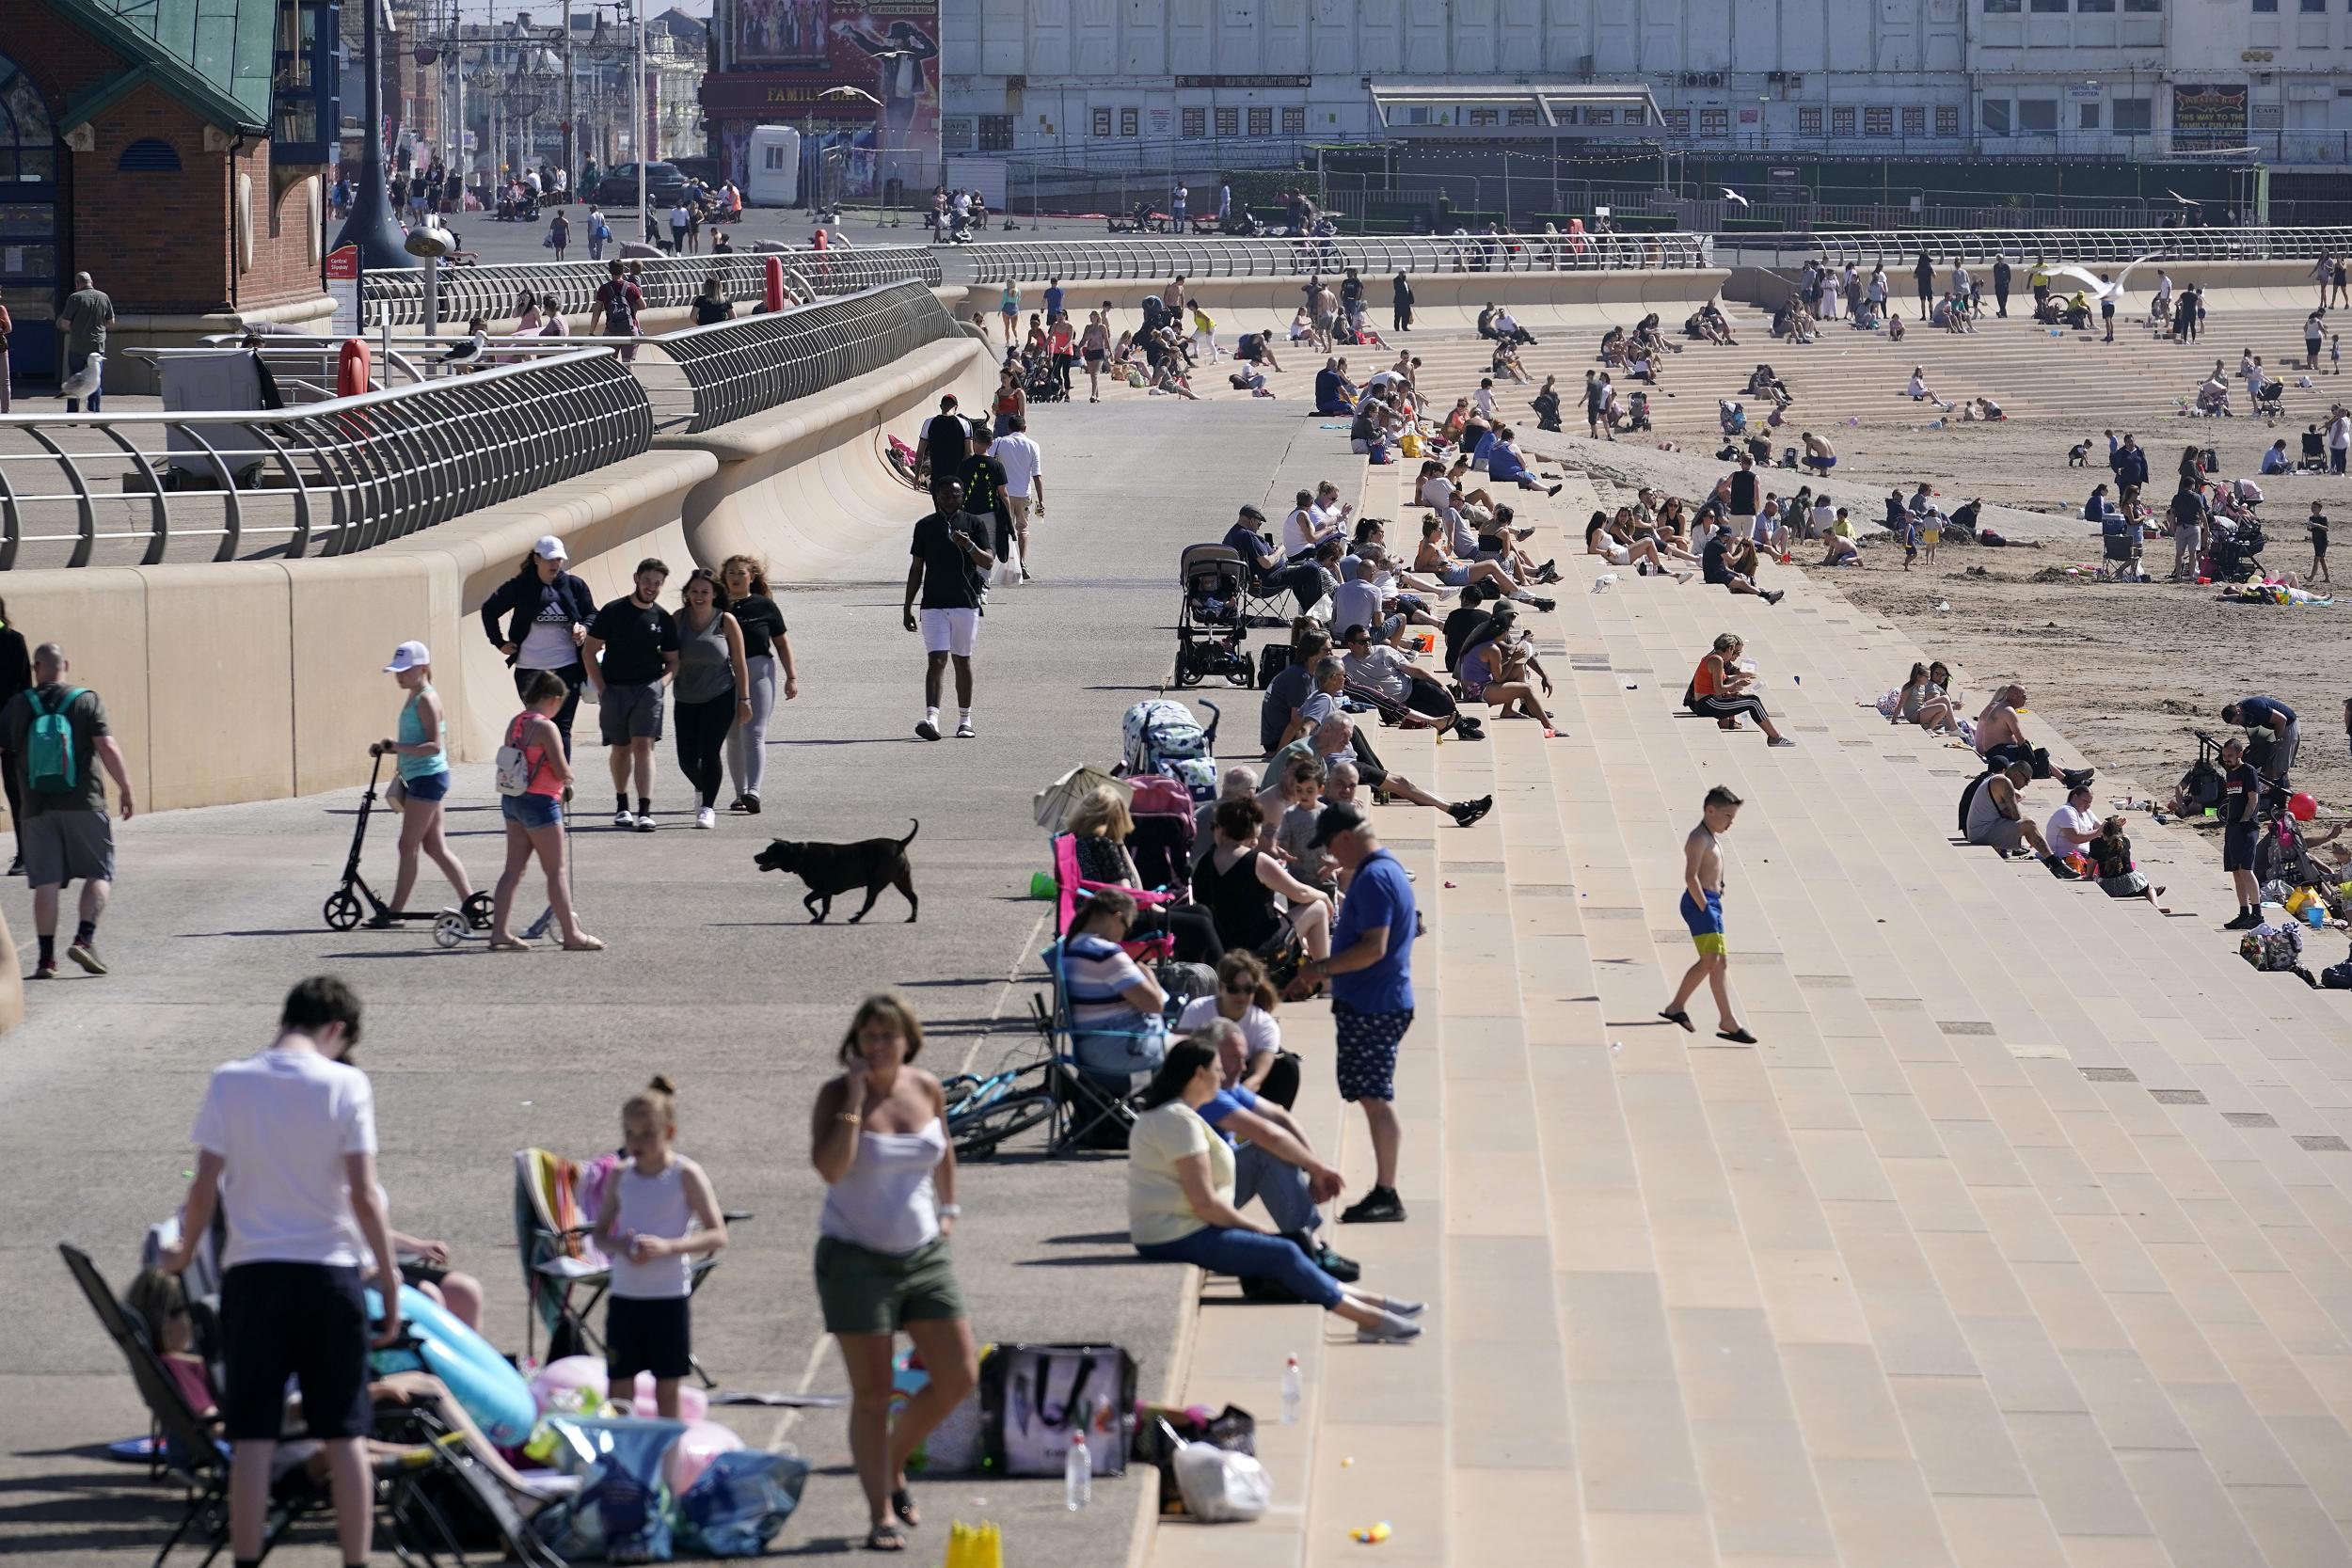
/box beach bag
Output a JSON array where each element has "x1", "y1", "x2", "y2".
[
  {"x1": 979, "y1": 1344, "x2": 1135, "y2": 1478},
  {"x1": 1122, "y1": 699, "x2": 1216, "y2": 801},
  {"x1": 495, "y1": 714, "x2": 534, "y2": 797},
  {"x1": 675, "y1": 1449, "x2": 810, "y2": 1557},
  {"x1": 25, "y1": 688, "x2": 85, "y2": 793}
]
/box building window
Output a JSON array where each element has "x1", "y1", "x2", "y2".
[
  {"x1": 1248, "y1": 106, "x2": 1273, "y2": 135},
  {"x1": 1902, "y1": 103, "x2": 1926, "y2": 135},
  {"x1": 1983, "y1": 98, "x2": 2011, "y2": 133},
  {"x1": 1181, "y1": 106, "x2": 1206, "y2": 139},
  {"x1": 1092, "y1": 106, "x2": 1112, "y2": 137},
  {"x1": 2078, "y1": 102, "x2": 2101, "y2": 128},
  {"x1": 941, "y1": 117, "x2": 974, "y2": 150},
  {"x1": 1664, "y1": 107, "x2": 1690, "y2": 135},
  {"x1": 1467, "y1": 107, "x2": 1500, "y2": 126},
  {"x1": 1506, "y1": 105, "x2": 1537, "y2": 125},
  {"x1": 1698, "y1": 106, "x2": 1728, "y2": 135},
  {"x1": 1865, "y1": 105, "x2": 1893, "y2": 135},
  {"x1": 2029, "y1": 0, "x2": 2066, "y2": 10},
  {"x1": 1216, "y1": 105, "x2": 1239, "y2": 137},
  {"x1": 2301, "y1": 0, "x2": 2323, "y2": 10},
  {"x1": 2018, "y1": 97, "x2": 2058, "y2": 131},
  {"x1": 1937, "y1": 104, "x2": 1961, "y2": 135},
  {"x1": 1584, "y1": 106, "x2": 1615, "y2": 124},
  {"x1": 1983, "y1": 0, "x2": 2020, "y2": 10},
  {"x1": 978, "y1": 114, "x2": 1014, "y2": 150},
  {"x1": 2113, "y1": 97, "x2": 2153, "y2": 130},
  {"x1": 2252, "y1": 0, "x2": 2277, "y2": 8},
  {"x1": 1120, "y1": 106, "x2": 1139, "y2": 137},
  {"x1": 2075, "y1": 0, "x2": 2112, "y2": 9},
  {"x1": 1798, "y1": 105, "x2": 1823, "y2": 135},
  {"x1": 2122, "y1": 0, "x2": 2158, "y2": 9},
  {"x1": 1284, "y1": 106, "x2": 1307, "y2": 134},
  {"x1": 1832, "y1": 105, "x2": 1856, "y2": 135}
]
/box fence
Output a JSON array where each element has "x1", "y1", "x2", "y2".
[
  {"x1": 1725, "y1": 227, "x2": 2352, "y2": 267},
  {"x1": 964, "y1": 230, "x2": 1711, "y2": 283},
  {"x1": 360, "y1": 245, "x2": 946, "y2": 329},
  {"x1": 0, "y1": 351, "x2": 650, "y2": 569},
  {"x1": 660, "y1": 280, "x2": 963, "y2": 435}
]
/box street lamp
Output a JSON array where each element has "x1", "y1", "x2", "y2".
[
  {"x1": 334, "y1": 0, "x2": 411, "y2": 269},
  {"x1": 819, "y1": 84, "x2": 887, "y2": 222}
]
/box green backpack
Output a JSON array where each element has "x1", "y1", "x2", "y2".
[{"x1": 26, "y1": 687, "x2": 86, "y2": 793}]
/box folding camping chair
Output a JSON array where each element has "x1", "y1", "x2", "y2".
[
  {"x1": 1027, "y1": 939, "x2": 1157, "y2": 1153},
  {"x1": 512, "y1": 1149, "x2": 750, "y2": 1387}
]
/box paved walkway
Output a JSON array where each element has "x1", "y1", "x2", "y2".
[{"x1": 1145, "y1": 339, "x2": 2352, "y2": 1567}]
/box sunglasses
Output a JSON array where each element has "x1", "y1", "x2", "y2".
[{"x1": 1220, "y1": 982, "x2": 1253, "y2": 996}]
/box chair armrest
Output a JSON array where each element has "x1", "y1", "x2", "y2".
[{"x1": 1076, "y1": 876, "x2": 1171, "y2": 908}]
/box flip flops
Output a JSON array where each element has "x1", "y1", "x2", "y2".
[
  {"x1": 1659, "y1": 1008, "x2": 1694, "y2": 1032},
  {"x1": 1716, "y1": 1027, "x2": 1759, "y2": 1045}
]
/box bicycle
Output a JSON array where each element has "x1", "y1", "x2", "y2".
[{"x1": 940, "y1": 1058, "x2": 1058, "y2": 1160}]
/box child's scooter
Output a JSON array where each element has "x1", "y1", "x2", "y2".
[
  {"x1": 433, "y1": 795, "x2": 576, "y2": 948},
  {"x1": 323, "y1": 748, "x2": 493, "y2": 934}
]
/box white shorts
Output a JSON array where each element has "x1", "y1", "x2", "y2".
[
  {"x1": 1731, "y1": 513, "x2": 1758, "y2": 541},
  {"x1": 920, "y1": 608, "x2": 979, "y2": 657}
]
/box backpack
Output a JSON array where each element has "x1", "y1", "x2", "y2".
[
  {"x1": 1121, "y1": 699, "x2": 1217, "y2": 802},
  {"x1": 599, "y1": 282, "x2": 636, "y2": 335},
  {"x1": 25, "y1": 688, "x2": 86, "y2": 793}
]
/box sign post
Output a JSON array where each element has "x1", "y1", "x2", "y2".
[{"x1": 326, "y1": 244, "x2": 361, "y2": 338}]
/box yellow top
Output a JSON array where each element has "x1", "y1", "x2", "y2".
[{"x1": 1126, "y1": 1101, "x2": 1232, "y2": 1247}]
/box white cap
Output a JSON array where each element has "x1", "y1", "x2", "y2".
[
  {"x1": 383, "y1": 641, "x2": 431, "y2": 673},
  {"x1": 532, "y1": 534, "x2": 568, "y2": 562}
]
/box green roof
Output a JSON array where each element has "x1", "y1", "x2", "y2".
[{"x1": 42, "y1": 0, "x2": 278, "y2": 135}]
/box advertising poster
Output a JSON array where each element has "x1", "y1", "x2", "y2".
[
  {"x1": 726, "y1": 0, "x2": 939, "y2": 197},
  {"x1": 2171, "y1": 83, "x2": 2247, "y2": 152}
]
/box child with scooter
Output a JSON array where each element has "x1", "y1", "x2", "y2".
[{"x1": 371, "y1": 641, "x2": 477, "y2": 927}]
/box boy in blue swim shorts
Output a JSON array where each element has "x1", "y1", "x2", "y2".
[{"x1": 1661, "y1": 785, "x2": 1756, "y2": 1044}]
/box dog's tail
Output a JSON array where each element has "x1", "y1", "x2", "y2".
[{"x1": 900, "y1": 817, "x2": 921, "y2": 848}]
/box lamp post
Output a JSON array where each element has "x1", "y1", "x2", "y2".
[
  {"x1": 335, "y1": 0, "x2": 413, "y2": 269},
  {"x1": 820, "y1": 84, "x2": 884, "y2": 223}
]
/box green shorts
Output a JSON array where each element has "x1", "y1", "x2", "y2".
[{"x1": 814, "y1": 1234, "x2": 964, "y2": 1338}]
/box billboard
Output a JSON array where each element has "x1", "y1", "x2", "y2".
[
  {"x1": 723, "y1": 0, "x2": 939, "y2": 198},
  {"x1": 2171, "y1": 83, "x2": 2247, "y2": 152}
]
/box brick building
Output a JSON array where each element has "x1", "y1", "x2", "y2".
[{"x1": 8, "y1": 0, "x2": 338, "y2": 395}]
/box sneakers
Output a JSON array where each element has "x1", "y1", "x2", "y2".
[
  {"x1": 1356, "y1": 1310, "x2": 1424, "y2": 1343},
  {"x1": 1546, "y1": 483, "x2": 1564, "y2": 497},
  {"x1": 612, "y1": 807, "x2": 636, "y2": 831},
  {"x1": 2223, "y1": 911, "x2": 2265, "y2": 929},
  {"x1": 2058, "y1": 767, "x2": 2096, "y2": 790},
  {"x1": 30, "y1": 958, "x2": 56, "y2": 981},
  {"x1": 1531, "y1": 595, "x2": 1557, "y2": 612},
  {"x1": 2044, "y1": 856, "x2": 2082, "y2": 880},
  {"x1": 955, "y1": 719, "x2": 976, "y2": 738},
  {"x1": 6, "y1": 854, "x2": 20, "y2": 877},
  {"x1": 694, "y1": 806, "x2": 716, "y2": 830},
  {"x1": 1763, "y1": 589, "x2": 1787, "y2": 605},
  {"x1": 1768, "y1": 736, "x2": 1798, "y2": 748},
  {"x1": 741, "y1": 792, "x2": 761, "y2": 815},
  {"x1": 1448, "y1": 796, "x2": 1494, "y2": 828},
  {"x1": 914, "y1": 718, "x2": 942, "y2": 741},
  {"x1": 1339, "y1": 1186, "x2": 1406, "y2": 1225},
  {"x1": 635, "y1": 813, "x2": 658, "y2": 833},
  {"x1": 728, "y1": 795, "x2": 752, "y2": 814},
  {"x1": 1316, "y1": 1244, "x2": 1362, "y2": 1283}
]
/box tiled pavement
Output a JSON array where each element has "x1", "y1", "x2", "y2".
[{"x1": 1146, "y1": 402, "x2": 2352, "y2": 1568}]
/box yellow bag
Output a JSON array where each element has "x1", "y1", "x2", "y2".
[{"x1": 1400, "y1": 432, "x2": 1422, "y2": 458}]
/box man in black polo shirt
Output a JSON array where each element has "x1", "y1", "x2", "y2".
[
  {"x1": 905, "y1": 478, "x2": 993, "y2": 740},
  {"x1": 918, "y1": 394, "x2": 969, "y2": 493},
  {"x1": 582, "y1": 559, "x2": 680, "y2": 831}
]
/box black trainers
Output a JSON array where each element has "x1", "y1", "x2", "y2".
[
  {"x1": 1763, "y1": 589, "x2": 1787, "y2": 605},
  {"x1": 1340, "y1": 1186, "x2": 1406, "y2": 1225},
  {"x1": 2059, "y1": 768, "x2": 2095, "y2": 790},
  {"x1": 1449, "y1": 796, "x2": 1494, "y2": 828},
  {"x1": 2223, "y1": 911, "x2": 2265, "y2": 930},
  {"x1": 1315, "y1": 1243, "x2": 1362, "y2": 1283},
  {"x1": 1531, "y1": 595, "x2": 1557, "y2": 612}
]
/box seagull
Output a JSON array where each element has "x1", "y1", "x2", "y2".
[
  {"x1": 2049, "y1": 252, "x2": 2163, "y2": 301},
  {"x1": 438, "y1": 332, "x2": 487, "y2": 368},
  {"x1": 58, "y1": 353, "x2": 103, "y2": 404},
  {"x1": 1723, "y1": 188, "x2": 1750, "y2": 209},
  {"x1": 2165, "y1": 188, "x2": 2195, "y2": 207}
]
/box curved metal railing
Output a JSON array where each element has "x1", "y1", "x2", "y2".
[
  {"x1": 361, "y1": 245, "x2": 945, "y2": 328},
  {"x1": 961, "y1": 230, "x2": 1711, "y2": 284},
  {"x1": 1729, "y1": 227, "x2": 2352, "y2": 268},
  {"x1": 0, "y1": 350, "x2": 651, "y2": 569},
  {"x1": 660, "y1": 280, "x2": 963, "y2": 435}
]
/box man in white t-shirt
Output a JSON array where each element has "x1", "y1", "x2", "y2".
[
  {"x1": 2045, "y1": 783, "x2": 2100, "y2": 865},
  {"x1": 1472, "y1": 377, "x2": 1499, "y2": 420},
  {"x1": 1281, "y1": 487, "x2": 1339, "y2": 561},
  {"x1": 988, "y1": 416, "x2": 1046, "y2": 577},
  {"x1": 164, "y1": 976, "x2": 399, "y2": 1567}
]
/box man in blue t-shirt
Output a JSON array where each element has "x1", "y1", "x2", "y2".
[{"x1": 1297, "y1": 803, "x2": 1418, "y2": 1225}]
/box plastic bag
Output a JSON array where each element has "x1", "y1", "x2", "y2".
[
  {"x1": 991, "y1": 538, "x2": 1023, "y2": 588},
  {"x1": 675, "y1": 1449, "x2": 811, "y2": 1557},
  {"x1": 1172, "y1": 1441, "x2": 1271, "y2": 1523},
  {"x1": 533, "y1": 1416, "x2": 686, "y2": 1561}
]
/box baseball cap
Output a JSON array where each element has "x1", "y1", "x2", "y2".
[
  {"x1": 532, "y1": 534, "x2": 568, "y2": 562},
  {"x1": 382, "y1": 640, "x2": 431, "y2": 673},
  {"x1": 1307, "y1": 801, "x2": 1370, "y2": 848},
  {"x1": 1238, "y1": 503, "x2": 1266, "y2": 523}
]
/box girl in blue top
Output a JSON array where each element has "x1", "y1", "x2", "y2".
[{"x1": 373, "y1": 640, "x2": 474, "y2": 925}]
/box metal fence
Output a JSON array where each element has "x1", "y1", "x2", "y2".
[
  {"x1": 0, "y1": 350, "x2": 650, "y2": 569},
  {"x1": 360, "y1": 245, "x2": 946, "y2": 329},
  {"x1": 963, "y1": 230, "x2": 1711, "y2": 283},
  {"x1": 1727, "y1": 227, "x2": 2352, "y2": 268},
  {"x1": 660, "y1": 280, "x2": 963, "y2": 435}
]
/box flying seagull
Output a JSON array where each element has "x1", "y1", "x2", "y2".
[
  {"x1": 1723, "y1": 187, "x2": 1750, "y2": 208},
  {"x1": 2048, "y1": 252, "x2": 2163, "y2": 301}
]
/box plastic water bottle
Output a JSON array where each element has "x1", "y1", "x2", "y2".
[
  {"x1": 1064, "y1": 1428, "x2": 1092, "y2": 1511},
  {"x1": 1280, "y1": 1354, "x2": 1303, "y2": 1423}
]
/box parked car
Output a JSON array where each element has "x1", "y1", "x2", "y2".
[
  {"x1": 594, "y1": 162, "x2": 687, "y2": 208},
  {"x1": 669, "y1": 156, "x2": 720, "y2": 189}
]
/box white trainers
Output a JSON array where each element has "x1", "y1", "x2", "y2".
[
  {"x1": 612, "y1": 808, "x2": 635, "y2": 831},
  {"x1": 955, "y1": 720, "x2": 976, "y2": 738},
  {"x1": 695, "y1": 806, "x2": 716, "y2": 830}
]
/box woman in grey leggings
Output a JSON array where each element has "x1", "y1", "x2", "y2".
[{"x1": 721, "y1": 555, "x2": 797, "y2": 814}]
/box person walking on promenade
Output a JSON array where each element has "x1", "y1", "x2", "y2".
[
  {"x1": 809, "y1": 995, "x2": 977, "y2": 1555},
  {"x1": 582, "y1": 559, "x2": 679, "y2": 832},
  {"x1": 161, "y1": 975, "x2": 401, "y2": 1568},
  {"x1": 60, "y1": 271, "x2": 113, "y2": 413},
  {"x1": 670, "y1": 568, "x2": 752, "y2": 832},
  {"x1": 1661, "y1": 785, "x2": 1756, "y2": 1044},
  {"x1": 720, "y1": 555, "x2": 794, "y2": 816},
  {"x1": 481, "y1": 535, "x2": 596, "y2": 756},
  {"x1": 594, "y1": 1075, "x2": 728, "y2": 1418},
  {"x1": 904, "y1": 478, "x2": 993, "y2": 742},
  {"x1": 990, "y1": 415, "x2": 1046, "y2": 580},
  {"x1": 1293, "y1": 803, "x2": 1418, "y2": 1225},
  {"x1": 4, "y1": 642, "x2": 131, "y2": 978},
  {"x1": 371, "y1": 641, "x2": 473, "y2": 924},
  {"x1": 487, "y1": 672, "x2": 601, "y2": 951},
  {"x1": 0, "y1": 598, "x2": 29, "y2": 875},
  {"x1": 1992, "y1": 256, "x2": 2010, "y2": 318}
]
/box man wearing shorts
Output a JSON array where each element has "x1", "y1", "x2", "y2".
[
  {"x1": 1660, "y1": 785, "x2": 1757, "y2": 1044},
  {"x1": 989, "y1": 416, "x2": 1046, "y2": 579},
  {"x1": 2219, "y1": 736, "x2": 2267, "y2": 929},
  {"x1": 904, "y1": 477, "x2": 994, "y2": 740},
  {"x1": 163, "y1": 976, "x2": 400, "y2": 1568},
  {"x1": 1727, "y1": 451, "x2": 1760, "y2": 542},
  {"x1": 3, "y1": 642, "x2": 134, "y2": 979},
  {"x1": 582, "y1": 559, "x2": 680, "y2": 832},
  {"x1": 1297, "y1": 803, "x2": 1419, "y2": 1224}
]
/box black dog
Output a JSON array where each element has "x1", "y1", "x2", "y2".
[{"x1": 754, "y1": 819, "x2": 919, "y2": 924}]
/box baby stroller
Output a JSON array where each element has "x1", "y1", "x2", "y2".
[
  {"x1": 1023, "y1": 353, "x2": 1068, "y2": 404},
  {"x1": 2208, "y1": 516, "x2": 2266, "y2": 579},
  {"x1": 2251, "y1": 379, "x2": 2285, "y2": 423},
  {"x1": 1120, "y1": 696, "x2": 1222, "y2": 802},
  {"x1": 1171, "y1": 544, "x2": 1260, "y2": 689},
  {"x1": 1719, "y1": 399, "x2": 1747, "y2": 436},
  {"x1": 1624, "y1": 390, "x2": 1654, "y2": 433}
]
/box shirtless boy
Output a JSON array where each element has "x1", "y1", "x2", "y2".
[{"x1": 1660, "y1": 785, "x2": 1756, "y2": 1044}]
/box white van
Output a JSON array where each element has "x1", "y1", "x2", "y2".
[{"x1": 744, "y1": 125, "x2": 802, "y2": 208}]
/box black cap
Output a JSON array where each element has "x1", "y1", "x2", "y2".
[
  {"x1": 1238, "y1": 503, "x2": 1266, "y2": 522},
  {"x1": 1307, "y1": 802, "x2": 1370, "y2": 848}
]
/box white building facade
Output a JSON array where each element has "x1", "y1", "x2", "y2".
[{"x1": 940, "y1": 0, "x2": 2352, "y2": 168}]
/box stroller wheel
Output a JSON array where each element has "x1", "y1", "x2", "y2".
[
  {"x1": 432, "y1": 911, "x2": 469, "y2": 949},
  {"x1": 1230, "y1": 651, "x2": 1258, "y2": 689},
  {"x1": 323, "y1": 890, "x2": 363, "y2": 931},
  {"x1": 1171, "y1": 651, "x2": 1202, "y2": 688},
  {"x1": 462, "y1": 891, "x2": 495, "y2": 929}
]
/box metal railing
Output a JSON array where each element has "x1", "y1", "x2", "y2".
[
  {"x1": 360, "y1": 245, "x2": 946, "y2": 328},
  {"x1": 660, "y1": 281, "x2": 963, "y2": 435},
  {"x1": 0, "y1": 351, "x2": 650, "y2": 569},
  {"x1": 963, "y1": 230, "x2": 1711, "y2": 283},
  {"x1": 1728, "y1": 227, "x2": 2352, "y2": 268}
]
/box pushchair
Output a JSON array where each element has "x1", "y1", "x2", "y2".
[
  {"x1": 1171, "y1": 544, "x2": 1267, "y2": 689},
  {"x1": 1624, "y1": 391, "x2": 1654, "y2": 433},
  {"x1": 1719, "y1": 399, "x2": 1747, "y2": 437},
  {"x1": 2251, "y1": 379, "x2": 2285, "y2": 423},
  {"x1": 1023, "y1": 352, "x2": 1068, "y2": 404},
  {"x1": 2208, "y1": 516, "x2": 2265, "y2": 579}
]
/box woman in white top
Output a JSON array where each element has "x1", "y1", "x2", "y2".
[
  {"x1": 1126, "y1": 1040, "x2": 1421, "y2": 1340},
  {"x1": 808, "y1": 995, "x2": 977, "y2": 1555},
  {"x1": 1173, "y1": 951, "x2": 1282, "y2": 1092}
]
